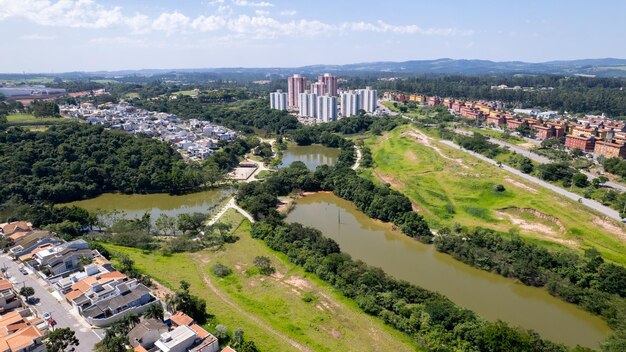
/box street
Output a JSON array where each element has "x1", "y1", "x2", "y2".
[{"x1": 0, "y1": 255, "x2": 101, "y2": 352}]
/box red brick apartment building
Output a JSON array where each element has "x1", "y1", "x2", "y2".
[
  {"x1": 565, "y1": 134, "x2": 596, "y2": 152},
  {"x1": 506, "y1": 118, "x2": 528, "y2": 130},
  {"x1": 486, "y1": 115, "x2": 506, "y2": 127},
  {"x1": 428, "y1": 96, "x2": 441, "y2": 106},
  {"x1": 594, "y1": 140, "x2": 626, "y2": 159}
]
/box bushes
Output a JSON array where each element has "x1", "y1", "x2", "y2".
[{"x1": 211, "y1": 263, "x2": 232, "y2": 278}]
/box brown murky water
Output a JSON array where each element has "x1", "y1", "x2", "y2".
[
  {"x1": 286, "y1": 193, "x2": 611, "y2": 348},
  {"x1": 280, "y1": 144, "x2": 340, "y2": 170}
]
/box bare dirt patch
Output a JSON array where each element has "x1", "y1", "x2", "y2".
[
  {"x1": 402, "y1": 129, "x2": 469, "y2": 169},
  {"x1": 495, "y1": 207, "x2": 578, "y2": 247},
  {"x1": 504, "y1": 177, "x2": 538, "y2": 194},
  {"x1": 284, "y1": 275, "x2": 312, "y2": 291},
  {"x1": 592, "y1": 217, "x2": 626, "y2": 242}
]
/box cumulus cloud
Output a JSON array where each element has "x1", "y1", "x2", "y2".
[
  {"x1": 0, "y1": 0, "x2": 472, "y2": 39},
  {"x1": 231, "y1": 0, "x2": 273, "y2": 7}
]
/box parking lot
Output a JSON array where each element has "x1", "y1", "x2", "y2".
[{"x1": 0, "y1": 254, "x2": 102, "y2": 351}]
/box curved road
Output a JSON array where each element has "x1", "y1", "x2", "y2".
[{"x1": 439, "y1": 139, "x2": 623, "y2": 222}]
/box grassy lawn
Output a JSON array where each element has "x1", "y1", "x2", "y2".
[
  {"x1": 464, "y1": 127, "x2": 526, "y2": 145},
  {"x1": 172, "y1": 89, "x2": 199, "y2": 96},
  {"x1": 103, "y1": 209, "x2": 419, "y2": 352},
  {"x1": 366, "y1": 125, "x2": 626, "y2": 265},
  {"x1": 6, "y1": 113, "x2": 70, "y2": 124}
]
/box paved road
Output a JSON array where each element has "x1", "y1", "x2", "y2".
[
  {"x1": 207, "y1": 197, "x2": 255, "y2": 226},
  {"x1": 0, "y1": 255, "x2": 101, "y2": 352},
  {"x1": 439, "y1": 140, "x2": 624, "y2": 222},
  {"x1": 352, "y1": 146, "x2": 361, "y2": 170},
  {"x1": 456, "y1": 128, "x2": 626, "y2": 193}
]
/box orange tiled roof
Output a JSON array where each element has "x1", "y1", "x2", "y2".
[
  {"x1": 4, "y1": 325, "x2": 43, "y2": 351},
  {"x1": 221, "y1": 347, "x2": 237, "y2": 352},
  {"x1": 8, "y1": 231, "x2": 31, "y2": 241},
  {"x1": 65, "y1": 271, "x2": 127, "y2": 301},
  {"x1": 170, "y1": 311, "x2": 194, "y2": 327},
  {"x1": 18, "y1": 243, "x2": 55, "y2": 262},
  {"x1": 190, "y1": 324, "x2": 210, "y2": 339},
  {"x1": 0, "y1": 279, "x2": 13, "y2": 292},
  {"x1": 134, "y1": 345, "x2": 149, "y2": 352},
  {"x1": 1, "y1": 222, "x2": 31, "y2": 235}
]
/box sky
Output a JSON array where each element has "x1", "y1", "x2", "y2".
[{"x1": 1, "y1": 0, "x2": 625, "y2": 73}]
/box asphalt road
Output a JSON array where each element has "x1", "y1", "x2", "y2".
[
  {"x1": 439, "y1": 139, "x2": 624, "y2": 222},
  {"x1": 455, "y1": 128, "x2": 626, "y2": 193},
  {"x1": 0, "y1": 255, "x2": 101, "y2": 352}
]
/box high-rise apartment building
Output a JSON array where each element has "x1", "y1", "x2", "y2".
[
  {"x1": 340, "y1": 91, "x2": 360, "y2": 117},
  {"x1": 316, "y1": 94, "x2": 338, "y2": 122},
  {"x1": 318, "y1": 73, "x2": 337, "y2": 97},
  {"x1": 287, "y1": 74, "x2": 307, "y2": 109},
  {"x1": 298, "y1": 91, "x2": 317, "y2": 118},
  {"x1": 310, "y1": 81, "x2": 326, "y2": 96},
  {"x1": 357, "y1": 86, "x2": 378, "y2": 113},
  {"x1": 269, "y1": 89, "x2": 287, "y2": 110}
]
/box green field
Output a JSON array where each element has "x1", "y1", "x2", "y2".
[
  {"x1": 463, "y1": 127, "x2": 526, "y2": 145},
  {"x1": 103, "y1": 209, "x2": 419, "y2": 352},
  {"x1": 172, "y1": 89, "x2": 200, "y2": 96},
  {"x1": 366, "y1": 125, "x2": 626, "y2": 265},
  {"x1": 5, "y1": 113, "x2": 74, "y2": 130}
]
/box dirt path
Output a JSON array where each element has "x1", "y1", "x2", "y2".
[
  {"x1": 199, "y1": 272, "x2": 312, "y2": 352},
  {"x1": 402, "y1": 129, "x2": 469, "y2": 169},
  {"x1": 208, "y1": 197, "x2": 255, "y2": 226}
]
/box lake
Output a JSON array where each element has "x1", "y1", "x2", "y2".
[
  {"x1": 280, "y1": 144, "x2": 340, "y2": 170},
  {"x1": 285, "y1": 192, "x2": 611, "y2": 348}
]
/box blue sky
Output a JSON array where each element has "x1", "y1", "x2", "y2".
[{"x1": 1, "y1": 0, "x2": 625, "y2": 72}]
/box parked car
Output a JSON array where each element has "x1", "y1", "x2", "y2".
[{"x1": 19, "y1": 268, "x2": 27, "y2": 275}]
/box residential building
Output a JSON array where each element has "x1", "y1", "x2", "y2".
[
  {"x1": 506, "y1": 118, "x2": 528, "y2": 130},
  {"x1": 76, "y1": 279, "x2": 159, "y2": 327},
  {"x1": 310, "y1": 81, "x2": 326, "y2": 96},
  {"x1": 0, "y1": 311, "x2": 45, "y2": 352},
  {"x1": 594, "y1": 140, "x2": 626, "y2": 159},
  {"x1": 298, "y1": 91, "x2": 317, "y2": 118},
  {"x1": 532, "y1": 124, "x2": 556, "y2": 140},
  {"x1": 154, "y1": 323, "x2": 220, "y2": 352},
  {"x1": 318, "y1": 73, "x2": 338, "y2": 97},
  {"x1": 565, "y1": 134, "x2": 596, "y2": 152},
  {"x1": 128, "y1": 319, "x2": 169, "y2": 350},
  {"x1": 269, "y1": 90, "x2": 287, "y2": 111},
  {"x1": 0, "y1": 279, "x2": 21, "y2": 314},
  {"x1": 316, "y1": 95, "x2": 337, "y2": 123},
  {"x1": 486, "y1": 115, "x2": 506, "y2": 127},
  {"x1": 356, "y1": 87, "x2": 377, "y2": 113},
  {"x1": 287, "y1": 74, "x2": 307, "y2": 109},
  {"x1": 340, "y1": 91, "x2": 360, "y2": 117},
  {"x1": 427, "y1": 96, "x2": 441, "y2": 106}
]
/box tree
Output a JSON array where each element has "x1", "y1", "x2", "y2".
[
  {"x1": 155, "y1": 214, "x2": 177, "y2": 236},
  {"x1": 19, "y1": 286, "x2": 35, "y2": 302},
  {"x1": 211, "y1": 263, "x2": 232, "y2": 278},
  {"x1": 591, "y1": 176, "x2": 609, "y2": 188},
  {"x1": 253, "y1": 256, "x2": 275, "y2": 275},
  {"x1": 143, "y1": 303, "x2": 164, "y2": 321},
  {"x1": 44, "y1": 327, "x2": 79, "y2": 352},
  {"x1": 214, "y1": 324, "x2": 229, "y2": 339},
  {"x1": 232, "y1": 329, "x2": 245, "y2": 348},
  {"x1": 177, "y1": 213, "x2": 206, "y2": 235},
  {"x1": 572, "y1": 173, "x2": 589, "y2": 188}
]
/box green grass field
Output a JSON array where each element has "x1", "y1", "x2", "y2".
[
  {"x1": 464, "y1": 127, "x2": 526, "y2": 145},
  {"x1": 103, "y1": 209, "x2": 419, "y2": 352},
  {"x1": 366, "y1": 125, "x2": 626, "y2": 265},
  {"x1": 172, "y1": 89, "x2": 200, "y2": 96},
  {"x1": 5, "y1": 113, "x2": 74, "y2": 130}
]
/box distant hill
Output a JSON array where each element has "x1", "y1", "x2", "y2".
[{"x1": 4, "y1": 58, "x2": 626, "y2": 79}]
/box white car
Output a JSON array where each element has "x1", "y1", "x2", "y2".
[{"x1": 42, "y1": 312, "x2": 51, "y2": 320}]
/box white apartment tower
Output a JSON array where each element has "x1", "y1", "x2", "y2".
[
  {"x1": 298, "y1": 91, "x2": 318, "y2": 118},
  {"x1": 340, "y1": 91, "x2": 360, "y2": 117},
  {"x1": 270, "y1": 90, "x2": 287, "y2": 110},
  {"x1": 317, "y1": 94, "x2": 338, "y2": 122},
  {"x1": 288, "y1": 74, "x2": 307, "y2": 109},
  {"x1": 357, "y1": 86, "x2": 378, "y2": 113}
]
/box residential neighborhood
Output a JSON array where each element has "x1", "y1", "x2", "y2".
[
  {"x1": 383, "y1": 91, "x2": 626, "y2": 160},
  {"x1": 60, "y1": 102, "x2": 237, "y2": 161},
  {"x1": 0, "y1": 221, "x2": 238, "y2": 352}
]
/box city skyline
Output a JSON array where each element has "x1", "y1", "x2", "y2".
[{"x1": 1, "y1": 0, "x2": 626, "y2": 72}]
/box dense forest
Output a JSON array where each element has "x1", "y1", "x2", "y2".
[
  {"x1": 358, "y1": 75, "x2": 626, "y2": 117},
  {"x1": 29, "y1": 100, "x2": 60, "y2": 117},
  {"x1": 0, "y1": 124, "x2": 242, "y2": 204}
]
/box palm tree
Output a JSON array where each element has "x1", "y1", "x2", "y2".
[{"x1": 143, "y1": 303, "x2": 164, "y2": 321}]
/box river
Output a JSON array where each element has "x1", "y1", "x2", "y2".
[
  {"x1": 285, "y1": 193, "x2": 611, "y2": 348},
  {"x1": 280, "y1": 144, "x2": 340, "y2": 170},
  {"x1": 62, "y1": 188, "x2": 233, "y2": 221}
]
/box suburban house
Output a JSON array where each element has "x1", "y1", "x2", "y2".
[
  {"x1": 128, "y1": 319, "x2": 169, "y2": 350},
  {"x1": 8, "y1": 232, "x2": 62, "y2": 260},
  {"x1": 0, "y1": 311, "x2": 45, "y2": 352},
  {"x1": 0, "y1": 279, "x2": 22, "y2": 314},
  {"x1": 76, "y1": 279, "x2": 159, "y2": 327}
]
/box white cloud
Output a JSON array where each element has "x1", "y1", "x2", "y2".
[
  {"x1": 231, "y1": 0, "x2": 273, "y2": 8},
  {"x1": 0, "y1": 0, "x2": 472, "y2": 39},
  {"x1": 152, "y1": 11, "x2": 190, "y2": 35},
  {"x1": 191, "y1": 15, "x2": 226, "y2": 32},
  {"x1": 19, "y1": 33, "x2": 56, "y2": 40},
  {"x1": 0, "y1": 0, "x2": 124, "y2": 28}
]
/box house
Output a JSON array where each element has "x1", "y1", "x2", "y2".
[
  {"x1": 565, "y1": 134, "x2": 596, "y2": 152},
  {"x1": 221, "y1": 347, "x2": 237, "y2": 352},
  {"x1": 0, "y1": 311, "x2": 45, "y2": 352},
  {"x1": 128, "y1": 318, "x2": 169, "y2": 349},
  {"x1": 63, "y1": 271, "x2": 127, "y2": 302},
  {"x1": 9, "y1": 232, "x2": 61, "y2": 260},
  {"x1": 0, "y1": 222, "x2": 31, "y2": 236},
  {"x1": 55, "y1": 264, "x2": 114, "y2": 294},
  {"x1": 0, "y1": 278, "x2": 22, "y2": 314},
  {"x1": 170, "y1": 311, "x2": 194, "y2": 327},
  {"x1": 78, "y1": 279, "x2": 159, "y2": 327},
  {"x1": 154, "y1": 323, "x2": 219, "y2": 352}
]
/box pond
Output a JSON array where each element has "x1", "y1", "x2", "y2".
[
  {"x1": 62, "y1": 188, "x2": 233, "y2": 221},
  {"x1": 280, "y1": 144, "x2": 340, "y2": 170},
  {"x1": 285, "y1": 192, "x2": 611, "y2": 348}
]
